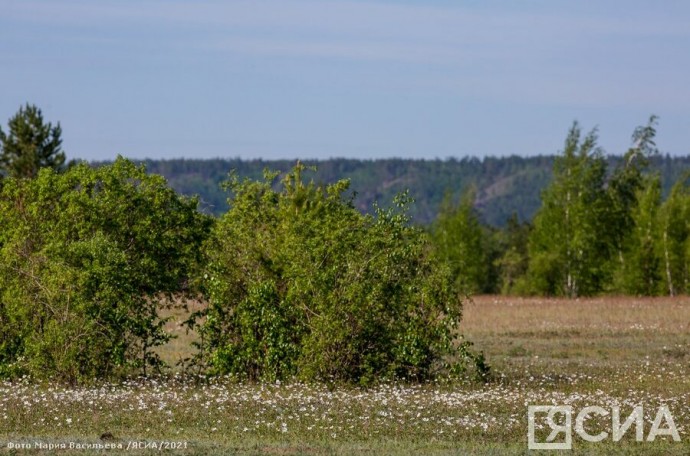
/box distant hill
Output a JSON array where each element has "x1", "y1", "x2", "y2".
[{"x1": 94, "y1": 155, "x2": 690, "y2": 226}]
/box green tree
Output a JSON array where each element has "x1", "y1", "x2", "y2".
[
  {"x1": 0, "y1": 104, "x2": 70, "y2": 178},
  {"x1": 607, "y1": 116, "x2": 659, "y2": 276},
  {"x1": 658, "y1": 175, "x2": 690, "y2": 296},
  {"x1": 613, "y1": 175, "x2": 662, "y2": 295},
  {"x1": 431, "y1": 190, "x2": 490, "y2": 294},
  {"x1": 0, "y1": 158, "x2": 212, "y2": 382},
  {"x1": 494, "y1": 213, "x2": 531, "y2": 295},
  {"x1": 526, "y1": 123, "x2": 611, "y2": 297},
  {"x1": 193, "y1": 164, "x2": 487, "y2": 384}
]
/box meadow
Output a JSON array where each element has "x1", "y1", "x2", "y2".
[{"x1": 2, "y1": 296, "x2": 690, "y2": 455}]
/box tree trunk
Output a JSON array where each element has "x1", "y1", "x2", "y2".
[{"x1": 663, "y1": 230, "x2": 675, "y2": 297}]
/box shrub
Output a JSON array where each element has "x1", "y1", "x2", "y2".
[
  {"x1": 192, "y1": 164, "x2": 485, "y2": 384},
  {"x1": 0, "y1": 158, "x2": 212, "y2": 383}
]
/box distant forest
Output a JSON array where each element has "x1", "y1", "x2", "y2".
[{"x1": 97, "y1": 155, "x2": 690, "y2": 226}]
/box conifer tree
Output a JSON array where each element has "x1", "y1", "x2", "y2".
[{"x1": 0, "y1": 104, "x2": 69, "y2": 178}]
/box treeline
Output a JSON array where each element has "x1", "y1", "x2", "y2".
[
  {"x1": 128, "y1": 153, "x2": 690, "y2": 227},
  {"x1": 434, "y1": 117, "x2": 690, "y2": 297},
  {"x1": 121, "y1": 155, "x2": 554, "y2": 226}
]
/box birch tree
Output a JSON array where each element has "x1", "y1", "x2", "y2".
[{"x1": 526, "y1": 123, "x2": 611, "y2": 297}]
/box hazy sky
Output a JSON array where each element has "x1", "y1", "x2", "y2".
[{"x1": 2, "y1": 0, "x2": 689, "y2": 161}]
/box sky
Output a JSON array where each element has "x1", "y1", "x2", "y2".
[{"x1": 1, "y1": 0, "x2": 689, "y2": 161}]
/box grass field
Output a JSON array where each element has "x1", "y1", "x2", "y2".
[{"x1": 2, "y1": 296, "x2": 690, "y2": 455}]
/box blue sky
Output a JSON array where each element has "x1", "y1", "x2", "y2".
[{"x1": 1, "y1": 0, "x2": 689, "y2": 161}]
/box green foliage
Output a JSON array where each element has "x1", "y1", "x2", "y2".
[
  {"x1": 526, "y1": 123, "x2": 612, "y2": 297},
  {"x1": 136, "y1": 156, "x2": 555, "y2": 226},
  {"x1": 193, "y1": 164, "x2": 484, "y2": 384},
  {"x1": 0, "y1": 104, "x2": 71, "y2": 179},
  {"x1": 606, "y1": 116, "x2": 659, "y2": 281},
  {"x1": 658, "y1": 175, "x2": 690, "y2": 296},
  {"x1": 431, "y1": 190, "x2": 491, "y2": 294},
  {"x1": 112, "y1": 153, "x2": 690, "y2": 231},
  {"x1": 494, "y1": 214, "x2": 531, "y2": 295},
  {"x1": 523, "y1": 116, "x2": 679, "y2": 298},
  {"x1": 613, "y1": 176, "x2": 663, "y2": 295},
  {"x1": 0, "y1": 158, "x2": 212, "y2": 383}
]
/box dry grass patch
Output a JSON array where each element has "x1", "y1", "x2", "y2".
[{"x1": 463, "y1": 295, "x2": 690, "y2": 334}]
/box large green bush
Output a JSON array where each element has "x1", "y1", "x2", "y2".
[
  {"x1": 0, "y1": 158, "x2": 211, "y2": 383},
  {"x1": 192, "y1": 164, "x2": 485, "y2": 384}
]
